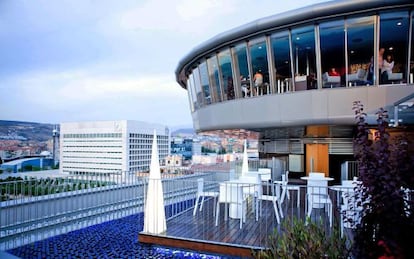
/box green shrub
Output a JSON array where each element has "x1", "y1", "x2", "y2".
[{"x1": 253, "y1": 217, "x2": 350, "y2": 259}]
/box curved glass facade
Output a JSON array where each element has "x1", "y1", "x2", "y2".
[{"x1": 183, "y1": 7, "x2": 414, "y2": 111}]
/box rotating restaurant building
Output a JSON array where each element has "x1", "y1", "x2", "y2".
[{"x1": 175, "y1": 0, "x2": 414, "y2": 178}]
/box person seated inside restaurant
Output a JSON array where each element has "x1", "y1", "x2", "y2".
[
  {"x1": 368, "y1": 47, "x2": 385, "y2": 84},
  {"x1": 241, "y1": 76, "x2": 250, "y2": 97},
  {"x1": 329, "y1": 67, "x2": 340, "y2": 76},
  {"x1": 381, "y1": 54, "x2": 394, "y2": 84}
]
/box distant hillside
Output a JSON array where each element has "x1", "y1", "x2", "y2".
[
  {"x1": 171, "y1": 128, "x2": 195, "y2": 136},
  {"x1": 0, "y1": 120, "x2": 56, "y2": 142}
]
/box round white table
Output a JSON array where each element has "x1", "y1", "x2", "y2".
[
  {"x1": 300, "y1": 176, "x2": 334, "y2": 181},
  {"x1": 223, "y1": 179, "x2": 254, "y2": 219}
]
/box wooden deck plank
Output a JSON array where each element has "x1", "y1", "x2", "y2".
[{"x1": 164, "y1": 198, "x2": 288, "y2": 248}]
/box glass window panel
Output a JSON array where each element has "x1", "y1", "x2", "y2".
[
  {"x1": 199, "y1": 61, "x2": 211, "y2": 105},
  {"x1": 379, "y1": 11, "x2": 409, "y2": 84},
  {"x1": 187, "y1": 73, "x2": 196, "y2": 112},
  {"x1": 233, "y1": 43, "x2": 250, "y2": 97},
  {"x1": 411, "y1": 12, "x2": 414, "y2": 84},
  {"x1": 218, "y1": 49, "x2": 235, "y2": 100},
  {"x1": 292, "y1": 26, "x2": 317, "y2": 91},
  {"x1": 346, "y1": 16, "x2": 374, "y2": 86},
  {"x1": 192, "y1": 67, "x2": 204, "y2": 107},
  {"x1": 271, "y1": 31, "x2": 292, "y2": 93},
  {"x1": 320, "y1": 20, "x2": 345, "y2": 88},
  {"x1": 249, "y1": 39, "x2": 269, "y2": 96},
  {"x1": 207, "y1": 56, "x2": 222, "y2": 103}
]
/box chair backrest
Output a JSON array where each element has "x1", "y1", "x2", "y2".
[
  {"x1": 307, "y1": 179, "x2": 328, "y2": 196},
  {"x1": 197, "y1": 178, "x2": 204, "y2": 194},
  {"x1": 282, "y1": 171, "x2": 289, "y2": 184},
  {"x1": 219, "y1": 182, "x2": 243, "y2": 204},
  {"x1": 240, "y1": 175, "x2": 261, "y2": 196},
  {"x1": 258, "y1": 168, "x2": 271, "y2": 182},
  {"x1": 357, "y1": 68, "x2": 366, "y2": 80},
  {"x1": 255, "y1": 174, "x2": 263, "y2": 197},
  {"x1": 323, "y1": 72, "x2": 329, "y2": 81}
]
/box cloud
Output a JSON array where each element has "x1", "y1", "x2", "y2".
[
  {"x1": 1, "y1": 67, "x2": 190, "y2": 126},
  {"x1": 118, "y1": 0, "x2": 236, "y2": 34},
  {"x1": 16, "y1": 69, "x2": 182, "y2": 103}
]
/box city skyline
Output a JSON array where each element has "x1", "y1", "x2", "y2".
[{"x1": 0, "y1": 0, "x2": 328, "y2": 128}]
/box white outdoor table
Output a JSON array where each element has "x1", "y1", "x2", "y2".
[
  {"x1": 301, "y1": 176, "x2": 334, "y2": 181},
  {"x1": 223, "y1": 179, "x2": 255, "y2": 219}
]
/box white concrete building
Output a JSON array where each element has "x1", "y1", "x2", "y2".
[{"x1": 60, "y1": 120, "x2": 170, "y2": 175}]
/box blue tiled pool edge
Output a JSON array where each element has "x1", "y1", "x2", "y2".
[{"x1": 7, "y1": 200, "x2": 244, "y2": 258}]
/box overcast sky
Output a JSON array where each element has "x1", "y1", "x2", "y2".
[{"x1": 0, "y1": 0, "x2": 329, "y2": 128}]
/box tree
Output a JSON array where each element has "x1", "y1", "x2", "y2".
[{"x1": 352, "y1": 101, "x2": 414, "y2": 258}]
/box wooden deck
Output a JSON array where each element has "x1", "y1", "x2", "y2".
[{"x1": 139, "y1": 188, "x2": 345, "y2": 258}]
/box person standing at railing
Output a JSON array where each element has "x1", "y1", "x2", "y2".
[{"x1": 253, "y1": 71, "x2": 263, "y2": 96}]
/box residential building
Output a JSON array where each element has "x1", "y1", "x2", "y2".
[
  {"x1": 60, "y1": 120, "x2": 170, "y2": 175},
  {"x1": 170, "y1": 137, "x2": 193, "y2": 160}
]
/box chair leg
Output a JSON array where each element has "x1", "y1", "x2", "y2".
[
  {"x1": 213, "y1": 197, "x2": 216, "y2": 217},
  {"x1": 278, "y1": 200, "x2": 284, "y2": 218},
  {"x1": 296, "y1": 189, "x2": 300, "y2": 208},
  {"x1": 215, "y1": 202, "x2": 220, "y2": 226},
  {"x1": 243, "y1": 201, "x2": 247, "y2": 223},
  {"x1": 307, "y1": 201, "x2": 313, "y2": 218},
  {"x1": 280, "y1": 187, "x2": 286, "y2": 204},
  {"x1": 240, "y1": 202, "x2": 245, "y2": 229},
  {"x1": 272, "y1": 200, "x2": 280, "y2": 224},
  {"x1": 329, "y1": 203, "x2": 333, "y2": 227},
  {"x1": 193, "y1": 196, "x2": 200, "y2": 216},
  {"x1": 199, "y1": 196, "x2": 205, "y2": 211}
]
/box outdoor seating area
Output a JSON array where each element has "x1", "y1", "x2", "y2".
[{"x1": 152, "y1": 170, "x2": 361, "y2": 249}]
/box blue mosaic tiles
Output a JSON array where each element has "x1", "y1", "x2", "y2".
[{"x1": 7, "y1": 201, "x2": 240, "y2": 258}]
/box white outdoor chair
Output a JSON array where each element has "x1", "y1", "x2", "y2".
[
  {"x1": 258, "y1": 168, "x2": 271, "y2": 182},
  {"x1": 239, "y1": 175, "x2": 258, "y2": 197},
  {"x1": 258, "y1": 168, "x2": 272, "y2": 193},
  {"x1": 306, "y1": 178, "x2": 333, "y2": 227},
  {"x1": 255, "y1": 175, "x2": 283, "y2": 224},
  {"x1": 215, "y1": 182, "x2": 247, "y2": 229},
  {"x1": 340, "y1": 180, "x2": 362, "y2": 237},
  {"x1": 280, "y1": 171, "x2": 301, "y2": 208},
  {"x1": 193, "y1": 178, "x2": 219, "y2": 216}
]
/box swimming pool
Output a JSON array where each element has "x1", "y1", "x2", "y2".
[{"x1": 7, "y1": 213, "x2": 240, "y2": 258}]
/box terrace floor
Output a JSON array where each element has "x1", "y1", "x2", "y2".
[{"x1": 140, "y1": 190, "x2": 342, "y2": 257}]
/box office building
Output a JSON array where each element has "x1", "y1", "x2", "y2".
[{"x1": 60, "y1": 120, "x2": 170, "y2": 175}]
